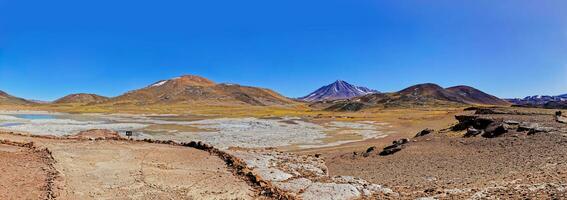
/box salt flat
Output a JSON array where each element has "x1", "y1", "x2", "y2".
[{"x1": 0, "y1": 111, "x2": 389, "y2": 150}]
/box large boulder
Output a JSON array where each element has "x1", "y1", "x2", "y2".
[
  {"x1": 555, "y1": 111, "x2": 567, "y2": 124},
  {"x1": 453, "y1": 115, "x2": 495, "y2": 131},
  {"x1": 481, "y1": 122, "x2": 507, "y2": 138},
  {"x1": 379, "y1": 144, "x2": 403, "y2": 156},
  {"x1": 379, "y1": 138, "x2": 409, "y2": 156}
]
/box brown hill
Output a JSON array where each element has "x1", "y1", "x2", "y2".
[
  {"x1": 323, "y1": 83, "x2": 509, "y2": 111},
  {"x1": 54, "y1": 93, "x2": 109, "y2": 104},
  {"x1": 445, "y1": 86, "x2": 510, "y2": 106},
  {"x1": 0, "y1": 90, "x2": 33, "y2": 105},
  {"x1": 108, "y1": 75, "x2": 295, "y2": 106}
]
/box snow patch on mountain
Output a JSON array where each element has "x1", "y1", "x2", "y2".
[{"x1": 150, "y1": 80, "x2": 168, "y2": 87}]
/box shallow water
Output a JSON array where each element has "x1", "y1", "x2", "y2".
[
  {"x1": 0, "y1": 122, "x2": 25, "y2": 127},
  {"x1": 12, "y1": 114, "x2": 57, "y2": 120}
]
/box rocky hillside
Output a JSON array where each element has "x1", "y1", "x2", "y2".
[
  {"x1": 107, "y1": 75, "x2": 295, "y2": 106},
  {"x1": 299, "y1": 80, "x2": 378, "y2": 102},
  {"x1": 54, "y1": 93, "x2": 109, "y2": 104},
  {"x1": 322, "y1": 83, "x2": 510, "y2": 111},
  {"x1": 0, "y1": 90, "x2": 32, "y2": 105}
]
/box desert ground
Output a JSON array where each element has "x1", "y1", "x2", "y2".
[{"x1": 1, "y1": 106, "x2": 566, "y2": 199}]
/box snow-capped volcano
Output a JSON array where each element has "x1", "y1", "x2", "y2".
[{"x1": 299, "y1": 80, "x2": 378, "y2": 102}]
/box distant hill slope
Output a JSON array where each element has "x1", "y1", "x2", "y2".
[
  {"x1": 107, "y1": 75, "x2": 295, "y2": 106},
  {"x1": 321, "y1": 83, "x2": 509, "y2": 111},
  {"x1": 54, "y1": 93, "x2": 109, "y2": 104},
  {"x1": 0, "y1": 90, "x2": 33, "y2": 105},
  {"x1": 299, "y1": 80, "x2": 378, "y2": 102},
  {"x1": 445, "y1": 86, "x2": 510, "y2": 106}
]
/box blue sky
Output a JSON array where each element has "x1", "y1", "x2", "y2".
[{"x1": 1, "y1": 0, "x2": 566, "y2": 101}]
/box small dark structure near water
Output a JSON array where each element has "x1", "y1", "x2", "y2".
[{"x1": 125, "y1": 131, "x2": 133, "y2": 138}]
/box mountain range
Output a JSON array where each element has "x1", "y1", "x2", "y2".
[
  {"x1": 507, "y1": 94, "x2": 567, "y2": 109},
  {"x1": 105, "y1": 75, "x2": 295, "y2": 106},
  {"x1": 0, "y1": 75, "x2": 519, "y2": 111},
  {"x1": 321, "y1": 83, "x2": 510, "y2": 111},
  {"x1": 299, "y1": 80, "x2": 378, "y2": 102},
  {"x1": 54, "y1": 93, "x2": 110, "y2": 104}
]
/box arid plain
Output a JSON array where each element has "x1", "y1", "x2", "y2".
[{"x1": 1, "y1": 76, "x2": 566, "y2": 199}]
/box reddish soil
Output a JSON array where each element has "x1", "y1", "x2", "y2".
[{"x1": 0, "y1": 143, "x2": 57, "y2": 199}]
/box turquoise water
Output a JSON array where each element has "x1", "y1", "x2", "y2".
[{"x1": 12, "y1": 114, "x2": 57, "y2": 120}]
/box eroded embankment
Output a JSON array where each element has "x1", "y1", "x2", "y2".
[
  {"x1": 0, "y1": 130, "x2": 296, "y2": 199},
  {"x1": 0, "y1": 129, "x2": 394, "y2": 199},
  {"x1": 0, "y1": 139, "x2": 59, "y2": 200}
]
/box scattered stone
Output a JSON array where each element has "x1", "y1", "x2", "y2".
[
  {"x1": 415, "y1": 129, "x2": 434, "y2": 138},
  {"x1": 504, "y1": 120, "x2": 520, "y2": 125},
  {"x1": 527, "y1": 127, "x2": 556, "y2": 135},
  {"x1": 362, "y1": 146, "x2": 376, "y2": 157},
  {"x1": 518, "y1": 122, "x2": 539, "y2": 132}
]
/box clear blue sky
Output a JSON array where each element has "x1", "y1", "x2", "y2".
[{"x1": 1, "y1": 0, "x2": 566, "y2": 101}]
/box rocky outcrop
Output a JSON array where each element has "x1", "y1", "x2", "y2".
[
  {"x1": 556, "y1": 111, "x2": 567, "y2": 124},
  {"x1": 452, "y1": 115, "x2": 495, "y2": 132},
  {"x1": 379, "y1": 138, "x2": 409, "y2": 156},
  {"x1": 415, "y1": 129, "x2": 434, "y2": 138},
  {"x1": 481, "y1": 122, "x2": 507, "y2": 138},
  {"x1": 454, "y1": 115, "x2": 557, "y2": 138}
]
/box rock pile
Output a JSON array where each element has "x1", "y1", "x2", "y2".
[{"x1": 454, "y1": 115, "x2": 556, "y2": 138}]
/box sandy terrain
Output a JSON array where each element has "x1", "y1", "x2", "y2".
[
  {"x1": 324, "y1": 107, "x2": 567, "y2": 199},
  {"x1": 0, "y1": 132, "x2": 255, "y2": 200},
  {"x1": 0, "y1": 142, "x2": 56, "y2": 199}
]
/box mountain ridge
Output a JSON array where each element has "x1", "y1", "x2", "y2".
[
  {"x1": 507, "y1": 94, "x2": 567, "y2": 109},
  {"x1": 54, "y1": 93, "x2": 110, "y2": 104},
  {"x1": 299, "y1": 80, "x2": 378, "y2": 102},
  {"x1": 321, "y1": 83, "x2": 510, "y2": 111},
  {"x1": 0, "y1": 90, "x2": 33, "y2": 105},
  {"x1": 107, "y1": 75, "x2": 295, "y2": 106}
]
